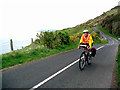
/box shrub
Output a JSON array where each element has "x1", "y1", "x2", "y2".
[
  {"x1": 36, "y1": 31, "x2": 70, "y2": 49},
  {"x1": 92, "y1": 32, "x2": 101, "y2": 42},
  {"x1": 76, "y1": 32, "x2": 82, "y2": 39},
  {"x1": 34, "y1": 39, "x2": 41, "y2": 44},
  {"x1": 70, "y1": 36, "x2": 77, "y2": 42}
]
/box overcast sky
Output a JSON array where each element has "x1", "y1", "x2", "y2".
[{"x1": 0, "y1": 0, "x2": 119, "y2": 40}]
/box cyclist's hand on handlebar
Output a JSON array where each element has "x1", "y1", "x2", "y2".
[
  {"x1": 87, "y1": 46, "x2": 89, "y2": 49},
  {"x1": 87, "y1": 46, "x2": 90, "y2": 50},
  {"x1": 78, "y1": 46, "x2": 80, "y2": 49}
]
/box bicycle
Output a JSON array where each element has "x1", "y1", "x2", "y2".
[{"x1": 78, "y1": 44, "x2": 92, "y2": 70}]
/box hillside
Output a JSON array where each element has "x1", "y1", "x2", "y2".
[{"x1": 76, "y1": 6, "x2": 120, "y2": 37}]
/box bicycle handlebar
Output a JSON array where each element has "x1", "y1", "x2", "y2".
[{"x1": 79, "y1": 45, "x2": 87, "y2": 47}]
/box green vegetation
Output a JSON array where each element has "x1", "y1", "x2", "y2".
[
  {"x1": 96, "y1": 26, "x2": 119, "y2": 40},
  {"x1": 94, "y1": 39, "x2": 108, "y2": 45},
  {"x1": 57, "y1": 25, "x2": 93, "y2": 36},
  {"x1": 36, "y1": 31, "x2": 70, "y2": 49},
  {"x1": 83, "y1": 6, "x2": 120, "y2": 37},
  {"x1": 81, "y1": 6, "x2": 118, "y2": 27},
  {"x1": 117, "y1": 45, "x2": 120, "y2": 87},
  {"x1": 2, "y1": 40, "x2": 79, "y2": 69}
]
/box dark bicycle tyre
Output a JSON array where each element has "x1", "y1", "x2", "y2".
[
  {"x1": 87, "y1": 53, "x2": 92, "y2": 65},
  {"x1": 79, "y1": 52, "x2": 86, "y2": 70}
]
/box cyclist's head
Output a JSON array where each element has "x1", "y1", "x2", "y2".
[
  {"x1": 83, "y1": 30, "x2": 88, "y2": 33},
  {"x1": 83, "y1": 30, "x2": 89, "y2": 37}
]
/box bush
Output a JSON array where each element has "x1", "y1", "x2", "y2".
[
  {"x1": 70, "y1": 36, "x2": 77, "y2": 42},
  {"x1": 36, "y1": 31, "x2": 70, "y2": 49},
  {"x1": 34, "y1": 39, "x2": 41, "y2": 44},
  {"x1": 92, "y1": 30, "x2": 102, "y2": 42},
  {"x1": 76, "y1": 32, "x2": 82, "y2": 39}
]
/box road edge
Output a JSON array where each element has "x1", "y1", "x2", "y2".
[
  {"x1": 1, "y1": 48, "x2": 77, "y2": 71},
  {"x1": 111, "y1": 60, "x2": 118, "y2": 88}
]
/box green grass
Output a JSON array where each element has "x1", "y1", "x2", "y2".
[
  {"x1": 96, "y1": 26, "x2": 119, "y2": 40},
  {"x1": 2, "y1": 41, "x2": 79, "y2": 69},
  {"x1": 105, "y1": 8, "x2": 117, "y2": 15},
  {"x1": 117, "y1": 45, "x2": 120, "y2": 87},
  {"x1": 94, "y1": 39, "x2": 108, "y2": 45},
  {"x1": 57, "y1": 25, "x2": 93, "y2": 36}
]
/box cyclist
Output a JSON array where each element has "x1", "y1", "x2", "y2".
[{"x1": 78, "y1": 30, "x2": 93, "y2": 50}]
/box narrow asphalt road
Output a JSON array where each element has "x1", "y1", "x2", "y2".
[{"x1": 2, "y1": 27, "x2": 119, "y2": 89}]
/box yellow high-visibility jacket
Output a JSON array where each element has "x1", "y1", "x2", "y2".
[{"x1": 79, "y1": 34, "x2": 93, "y2": 48}]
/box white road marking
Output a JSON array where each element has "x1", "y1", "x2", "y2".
[
  {"x1": 96, "y1": 46, "x2": 104, "y2": 50},
  {"x1": 30, "y1": 59, "x2": 80, "y2": 90},
  {"x1": 30, "y1": 46, "x2": 104, "y2": 90}
]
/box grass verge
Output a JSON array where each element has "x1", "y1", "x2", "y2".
[
  {"x1": 2, "y1": 41, "x2": 79, "y2": 69},
  {"x1": 94, "y1": 39, "x2": 108, "y2": 45},
  {"x1": 96, "y1": 26, "x2": 119, "y2": 40},
  {"x1": 117, "y1": 45, "x2": 120, "y2": 87}
]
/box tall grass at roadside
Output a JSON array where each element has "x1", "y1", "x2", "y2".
[
  {"x1": 96, "y1": 26, "x2": 119, "y2": 40},
  {"x1": 2, "y1": 40, "x2": 79, "y2": 69},
  {"x1": 93, "y1": 39, "x2": 108, "y2": 45},
  {"x1": 117, "y1": 45, "x2": 120, "y2": 87}
]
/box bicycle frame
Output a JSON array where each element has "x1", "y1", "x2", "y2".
[
  {"x1": 80, "y1": 45, "x2": 89, "y2": 55},
  {"x1": 79, "y1": 45, "x2": 92, "y2": 70}
]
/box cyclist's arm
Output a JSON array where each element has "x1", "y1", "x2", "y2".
[{"x1": 89, "y1": 35, "x2": 93, "y2": 48}]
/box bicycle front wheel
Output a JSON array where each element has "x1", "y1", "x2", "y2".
[
  {"x1": 79, "y1": 53, "x2": 86, "y2": 70},
  {"x1": 87, "y1": 52, "x2": 92, "y2": 65}
]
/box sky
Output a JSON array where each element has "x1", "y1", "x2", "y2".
[{"x1": 0, "y1": 0, "x2": 120, "y2": 40}]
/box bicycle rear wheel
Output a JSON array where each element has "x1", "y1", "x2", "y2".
[{"x1": 79, "y1": 53, "x2": 86, "y2": 70}]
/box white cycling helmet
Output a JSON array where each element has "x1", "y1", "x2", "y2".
[{"x1": 83, "y1": 30, "x2": 88, "y2": 33}]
